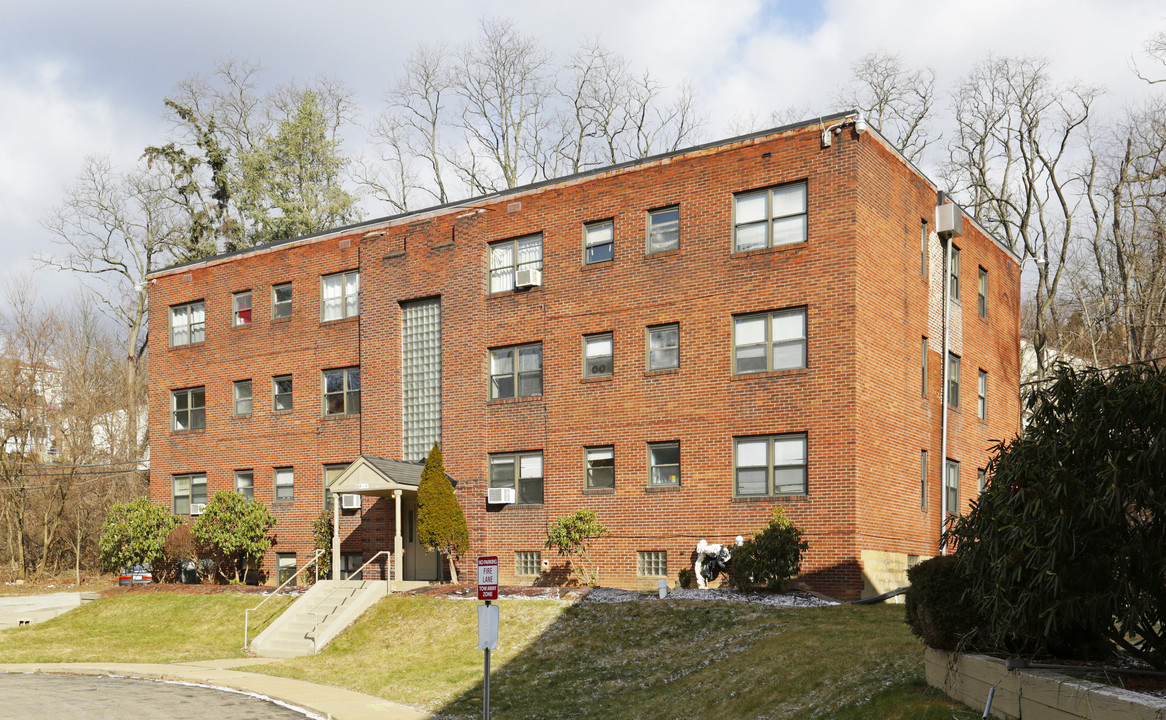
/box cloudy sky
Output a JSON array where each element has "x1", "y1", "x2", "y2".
[{"x1": 2, "y1": 0, "x2": 1163, "y2": 308}]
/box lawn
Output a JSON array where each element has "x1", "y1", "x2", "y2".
[
  {"x1": 256, "y1": 596, "x2": 980, "y2": 720},
  {"x1": 0, "y1": 589, "x2": 292, "y2": 663}
]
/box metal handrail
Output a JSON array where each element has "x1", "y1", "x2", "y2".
[
  {"x1": 243, "y1": 548, "x2": 324, "y2": 652},
  {"x1": 304, "y1": 550, "x2": 393, "y2": 654}
]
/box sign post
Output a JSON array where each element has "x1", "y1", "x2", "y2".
[{"x1": 477, "y1": 556, "x2": 499, "y2": 720}]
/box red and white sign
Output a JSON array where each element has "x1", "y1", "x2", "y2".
[{"x1": 477, "y1": 555, "x2": 498, "y2": 601}]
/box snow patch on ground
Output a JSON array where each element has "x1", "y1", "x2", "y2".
[{"x1": 580, "y1": 587, "x2": 837, "y2": 607}]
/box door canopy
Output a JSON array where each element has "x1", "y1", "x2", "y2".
[{"x1": 326, "y1": 455, "x2": 452, "y2": 497}]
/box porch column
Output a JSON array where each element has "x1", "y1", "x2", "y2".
[
  {"x1": 393, "y1": 489, "x2": 403, "y2": 592},
  {"x1": 332, "y1": 493, "x2": 341, "y2": 582}
]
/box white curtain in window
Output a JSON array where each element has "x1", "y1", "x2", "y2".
[
  {"x1": 519, "y1": 454, "x2": 542, "y2": 478},
  {"x1": 322, "y1": 275, "x2": 342, "y2": 320},
  {"x1": 517, "y1": 235, "x2": 541, "y2": 268}
]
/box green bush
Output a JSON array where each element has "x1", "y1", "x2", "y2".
[
  {"x1": 947, "y1": 364, "x2": 1166, "y2": 667},
  {"x1": 729, "y1": 507, "x2": 808, "y2": 591},
  {"x1": 546, "y1": 509, "x2": 609, "y2": 586},
  {"x1": 192, "y1": 491, "x2": 276, "y2": 584},
  {"x1": 417, "y1": 443, "x2": 469, "y2": 583},
  {"x1": 99, "y1": 497, "x2": 180, "y2": 574},
  {"x1": 905, "y1": 555, "x2": 978, "y2": 651}
]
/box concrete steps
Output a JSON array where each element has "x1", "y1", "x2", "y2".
[{"x1": 249, "y1": 580, "x2": 387, "y2": 658}]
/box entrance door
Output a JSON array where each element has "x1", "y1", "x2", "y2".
[{"x1": 403, "y1": 497, "x2": 441, "y2": 581}]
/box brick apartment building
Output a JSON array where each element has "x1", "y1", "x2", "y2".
[{"x1": 147, "y1": 111, "x2": 1020, "y2": 600}]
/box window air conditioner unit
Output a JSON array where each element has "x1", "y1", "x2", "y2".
[
  {"x1": 340, "y1": 493, "x2": 361, "y2": 510},
  {"x1": 190, "y1": 503, "x2": 206, "y2": 516},
  {"x1": 487, "y1": 487, "x2": 516, "y2": 504},
  {"x1": 514, "y1": 268, "x2": 542, "y2": 288}
]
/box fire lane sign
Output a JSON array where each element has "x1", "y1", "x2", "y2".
[{"x1": 477, "y1": 555, "x2": 498, "y2": 601}]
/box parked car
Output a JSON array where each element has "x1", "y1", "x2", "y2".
[{"x1": 118, "y1": 563, "x2": 153, "y2": 585}]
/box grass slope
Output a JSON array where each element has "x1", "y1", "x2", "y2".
[
  {"x1": 0, "y1": 591, "x2": 292, "y2": 663},
  {"x1": 258, "y1": 597, "x2": 978, "y2": 720}
]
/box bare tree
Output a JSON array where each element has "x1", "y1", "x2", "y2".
[
  {"x1": 834, "y1": 51, "x2": 937, "y2": 164},
  {"x1": 1133, "y1": 30, "x2": 1166, "y2": 85}
]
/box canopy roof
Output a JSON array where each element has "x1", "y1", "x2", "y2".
[{"x1": 326, "y1": 455, "x2": 453, "y2": 496}]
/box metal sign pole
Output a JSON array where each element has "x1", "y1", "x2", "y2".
[{"x1": 483, "y1": 599, "x2": 491, "y2": 720}]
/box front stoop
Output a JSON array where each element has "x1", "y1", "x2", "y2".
[
  {"x1": 925, "y1": 648, "x2": 1166, "y2": 720},
  {"x1": 249, "y1": 580, "x2": 386, "y2": 658}
]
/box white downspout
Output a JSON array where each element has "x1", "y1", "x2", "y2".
[{"x1": 939, "y1": 214, "x2": 952, "y2": 554}]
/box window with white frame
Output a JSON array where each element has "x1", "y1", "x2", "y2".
[
  {"x1": 733, "y1": 181, "x2": 807, "y2": 251},
  {"x1": 637, "y1": 550, "x2": 667, "y2": 576},
  {"x1": 648, "y1": 441, "x2": 680, "y2": 486},
  {"x1": 585, "y1": 446, "x2": 615, "y2": 489},
  {"x1": 170, "y1": 301, "x2": 205, "y2": 347},
  {"x1": 515, "y1": 551, "x2": 541, "y2": 576},
  {"x1": 274, "y1": 467, "x2": 294, "y2": 502},
  {"x1": 272, "y1": 282, "x2": 292, "y2": 320},
  {"x1": 489, "y1": 234, "x2": 543, "y2": 293},
  {"x1": 978, "y1": 369, "x2": 987, "y2": 420},
  {"x1": 945, "y1": 460, "x2": 959, "y2": 514},
  {"x1": 321, "y1": 270, "x2": 359, "y2": 321},
  {"x1": 233, "y1": 380, "x2": 252, "y2": 416},
  {"x1": 584, "y1": 220, "x2": 614, "y2": 264},
  {"x1": 735, "y1": 434, "x2": 807, "y2": 496},
  {"x1": 235, "y1": 470, "x2": 254, "y2": 501},
  {"x1": 233, "y1": 291, "x2": 252, "y2": 326},
  {"x1": 489, "y1": 451, "x2": 543, "y2": 505},
  {"x1": 647, "y1": 206, "x2": 680, "y2": 254},
  {"x1": 172, "y1": 473, "x2": 206, "y2": 515},
  {"x1": 276, "y1": 553, "x2": 296, "y2": 585},
  {"x1": 273, "y1": 375, "x2": 293, "y2": 411},
  {"x1": 948, "y1": 353, "x2": 961, "y2": 408},
  {"x1": 171, "y1": 387, "x2": 205, "y2": 431},
  {"x1": 489, "y1": 343, "x2": 542, "y2": 399},
  {"x1": 647, "y1": 324, "x2": 679, "y2": 370},
  {"x1": 322, "y1": 367, "x2": 360, "y2": 415},
  {"x1": 583, "y1": 333, "x2": 613, "y2": 378},
  {"x1": 734, "y1": 308, "x2": 806, "y2": 373}
]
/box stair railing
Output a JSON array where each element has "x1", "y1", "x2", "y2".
[
  {"x1": 243, "y1": 548, "x2": 324, "y2": 653},
  {"x1": 305, "y1": 550, "x2": 393, "y2": 654}
]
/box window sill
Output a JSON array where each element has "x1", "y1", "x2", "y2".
[
  {"x1": 232, "y1": 414, "x2": 252, "y2": 420},
  {"x1": 644, "y1": 367, "x2": 679, "y2": 377},
  {"x1": 487, "y1": 287, "x2": 542, "y2": 299},
  {"x1": 271, "y1": 316, "x2": 291, "y2": 324},
  {"x1": 581, "y1": 259, "x2": 613, "y2": 271},
  {"x1": 731, "y1": 494, "x2": 810, "y2": 503},
  {"x1": 321, "y1": 412, "x2": 360, "y2": 421},
  {"x1": 232, "y1": 324, "x2": 251, "y2": 331},
  {"x1": 169, "y1": 342, "x2": 205, "y2": 351},
  {"x1": 730, "y1": 367, "x2": 808, "y2": 382},
  {"x1": 319, "y1": 316, "x2": 359, "y2": 327},
  {"x1": 646, "y1": 247, "x2": 681, "y2": 260},
  {"x1": 582, "y1": 487, "x2": 615, "y2": 496},
  {"x1": 645, "y1": 484, "x2": 681, "y2": 493},
  {"x1": 487, "y1": 395, "x2": 543, "y2": 406},
  {"x1": 170, "y1": 428, "x2": 206, "y2": 436},
  {"x1": 273, "y1": 409, "x2": 294, "y2": 415},
  {"x1": 581, "y1": 375, "x2": 612, "y2": 384},
  {"x1": 495, "y1": 502, "x2": 544, "y2": 510},
  {"x1": 731, "y1": 242, "x2": 806, "y2": 258},
  {"x1": 272, "y1": 501, "x2": 294, "y2": 509}
]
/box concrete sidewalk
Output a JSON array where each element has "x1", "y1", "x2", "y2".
[{"x1": 0, "y1": 660, "x2": 432, "y2": 720}]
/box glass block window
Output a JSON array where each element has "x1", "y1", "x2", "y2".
[
  {"x1": 735, "y1": 434, "x2": 807, "y2": 496},
  {"x1": 321, "y1": 270, "x2": 359, "y2": 321},
  {"x1": 637, "y1": 551, "x2": 667, "y2": 577},
  {"x1": 647, "y1": 206, "x2": 680, "y2": 254},
  {"x1": 647, "y1": 324, "x2": 679, "y2": 370},
  {"x1": 489, "y1": 452, "x2": 543, "y2": 505},
  {"x1": 489, "y1": 234, "x2": 543, "y2": 293},
  {"x1": 584, "y1": 220, "x2": 614, "y2": 264},
  {"x1": 272, "y1": 283, "x2": 292, "y2": 319},
  {"x1": 734, "y1": 181, "x2": 807, "y2": 250},
  {"x1": 233, "y1": 380, "x2": 252, "y2": 416},
  {"x1": 170, "y1": 301, "x2": 205, "y2": 347},
  {"x1": 583, "y1": 333, "x2": 613, "y2": 378},
  {"x1": 233, "y1": 291, "x2": 252, "y2": 326},
  {"x1": 273, "y1": 375, "x2": 293, "y2": 411},
  {"x1": 648, "y1": 442, "x2": 680, "y2": 486},
  {"x1": 515, "y1": 551, "x2": 541, "y2": 576},
  {"x1": 172, "y1": 473, "x2": 206, "y2": 516},
  {"x1": 585, "y1": 446, "x2": 615, "y2": 489},
  {"x1": 275, "y1": 467, "x2": 294, "y2": 502},
  {"x1": 235, "y1": 470, "x2": 254, "y2": 501},
  {"x1": 403, "y1": 298, "x2": 442, "y2": 462}
]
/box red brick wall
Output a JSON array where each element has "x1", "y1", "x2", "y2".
[{"x1": 148, "y1": 120, "x2": 1020, "y2": 599}]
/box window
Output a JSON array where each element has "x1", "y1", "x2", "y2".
[
  {"x1": 584, "y1": 220, "x2": 614, "y2": 264},
  {"x1": 235, "y1": 470, "x2": 254, "y2": 501},
  {"x1": 489, "y1": 451, "x2": 543, "y2": 505},
  {"x1": 945, "y1": 460, "x2": 959, "y2": 514},
  {"x1": 515, "y1": 551, "x2": 541, "y2": 576},
  {"x1": 321, "y1": 270, "x2": 359, "y2": 321},
  {"x1": 978, "y1": 370, "x2": 988, "y2": 420},
  {"x1": 921, "y1": 337, "x2": 928, "y2": 397},
  {"x1": 948, "y1": 354, "x2": 961, "y2": 408},
  {"x1": 978, "y1": 268, "x2": 988, "y2": 319},
  {"x1": 323, "y1": 463, "x2": 349, "y2": 511},
  {"x1": 489, "y1": 343, "x2": 542, "y2": 399},
  {"x1": 172, "y1": 473, "x2": 206, "y2": 515},
  {"x1": 233, "y1": 380, "x2": 252, "y2": 416},
  {"x1": 489, "y1": 234, "x2": 543, "y2": 293},
  {"x1": 170, "y1": 301, "x2": 205, "y2": 347},
  {"x1": 637, "y1": 550, "x2": 667, "y2": 576},
  {"x1": 585, "y1": 446, "x2": 615, "y2": 489},
  {"x1": 648, "y1": 441, "x2": 680, "y2": 486},
  {"x1": 233, "y1": 291, "x2": 252, "y2": 326},
  {"x1": 273, "y1": 375, "x2": 293, "y2": 412},
  {"x1": 734, "y1": 308, "x2": 806, "y2": 373},
  {"x1": 272, "y1": 283, "x2": 292, "y2": 320},
  {"x1": 920, "y1": 450, "x2": 928, "y2": 510},
  {"x1": 735, "y1": 434, "x2": 807, "y2": 496},
  {"x1": 647, "y1": 324, "x2": 679, "y2": 370},
  {"x1": 920, "y1": 220, "x2": 928, "y2": 277},
  {"x1": 274, "y1": 467, "x2": 294, "y2": 502},
  {"x1": 322, "y1": 367, "x2": 360, "y2": 415},
  {"x1": 949, "y1": 245, "x2": 961, "y2": 300},
  {"x1": 583, "y1": 333, "x2": 613, "y2": 378},
  {"x1": 340, "y1": 552, "x2": 364, "y2": 580},
  {"x1": 977, "y1": 468, "x2": 987, "y2": 494},
  {"x1": 276, "y1": 553, "x2": 296, "y2": 586},
  {"x1": 171, "y1": 387, "x2": 205, "y2": 431},
  {"x1": 647, "y1": 206, "x2": 680, "y2": 254},
  {"x1": 733, "y1": 181, "x2": 807, "y2": 251}
]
